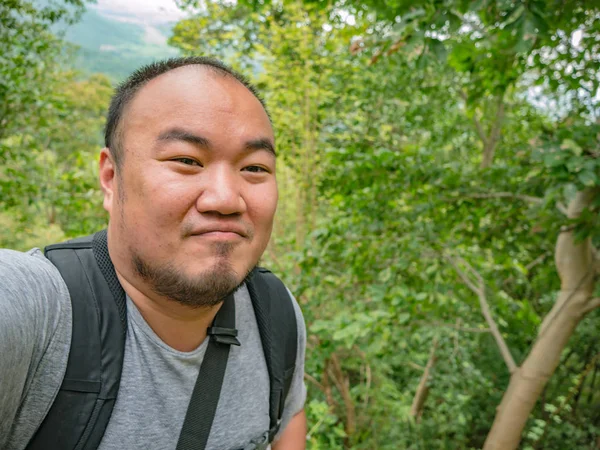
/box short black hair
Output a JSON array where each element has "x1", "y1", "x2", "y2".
[{"x1": 104, "y1": 56, "x2": 268, "y2": 169}]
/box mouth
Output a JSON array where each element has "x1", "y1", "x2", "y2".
[
  {"x1": 189, "y1": 224, "x2": 250, "y2": 240},
  {"x1": 194, "y1": 231, "x2": 244, "y2": 241}
]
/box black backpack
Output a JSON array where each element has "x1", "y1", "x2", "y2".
[{"x1": 26, "y1": 230, "x2": 297, "y2": 450}]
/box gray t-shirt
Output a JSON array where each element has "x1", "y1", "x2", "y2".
[{"x1": 0, "y1": 249, "x2": 306, "y2": 450}]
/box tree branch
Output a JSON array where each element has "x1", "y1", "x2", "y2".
[
  {"x1": 488, "y1": 94, "x2": 506, "y2": 150},
  {"x1": 582, "y1": 297, "x2": 600, "y2": 315},
  {"x1": 329, "y1": 353, "x2": 356, "y2": 437},
  {"x1": 304, "y1": 372, "x2": 325, "y2": 392},
  {"x1": 353, "y1": 345, "x2": 372, "y2": 409},
  {"x1": 446, "y1": 254, "x2": 481, "y2": 294},
  {"x1": 526, "y1": 252, "x2": 551, "y2": 271},
  {"x1": 408, "y1": 362, "x2": 426, "y2": 371},
  {"x1": 481, "y1": 94, "x2": 506, "y2": 168},
  {"x1": 446, "y1": 254, "x2": 518, "y2": 373},
  {"x1": 459, "y1": 90, "x2": 488, "y2": 145},
  {"x1": 473, "y1": 113, "x2": 488, "y2": 147},
  {"x1": 410, "y1": 338, "x2": 438, "y2": 420}
]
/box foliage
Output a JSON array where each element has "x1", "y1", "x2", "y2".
[
  {"x1": 0, "y1": 0, "x2": 87, "y2": 139},
  {"x1": 1, "y1": 1, "x2": 110, "y2": 249},
  {"x1": 2, "y1": 0, "x2": 599, "y2": 448},
  {"x1": 171, "y1": 0, "x2": 600, "y2": 448}
]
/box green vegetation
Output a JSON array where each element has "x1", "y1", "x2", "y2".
[{"x1": 2, "y1": 0, "x2": 599, "y2": 448}]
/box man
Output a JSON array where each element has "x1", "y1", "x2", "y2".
[{"x1": 0, "y1": 57, "x2": 307, "y2": 450}]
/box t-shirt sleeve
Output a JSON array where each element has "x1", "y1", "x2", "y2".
[
  {"x1": 0, "y1": 249, "x2": 71, "y2": 449},
  {"x1": 276, "y1": 288, "x2": 307, "y2": 438}
]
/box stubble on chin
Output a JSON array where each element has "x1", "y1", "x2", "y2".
[{"x1": 131, "y1": 242, "x2": 250, "y2": 308}]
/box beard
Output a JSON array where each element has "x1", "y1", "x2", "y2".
[{"x1": 132, "y1": 242, "x2": 252, "y2": 308}]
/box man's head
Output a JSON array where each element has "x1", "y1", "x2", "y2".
[{"x1": 99, "y1": 57, "x2": 277, "y2": 309}]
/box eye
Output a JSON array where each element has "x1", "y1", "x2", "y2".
[
  {"x1": 243, "y1": 165, "x2": 269, "y2": 173},
  {"x1": 173, "y1": 157, "x2": 202, "y2": 167}
]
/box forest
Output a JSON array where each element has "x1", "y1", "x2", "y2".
[{"x1": 1, "y1": 0, "x2": 599, "y2": 449}]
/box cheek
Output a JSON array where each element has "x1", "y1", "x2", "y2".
[
  {"x1": 122, "y1": 169, "x2": 197, "y2": 230},
  {"x1": 249, "y1": 184, "x2": 278, "y2": 234}
]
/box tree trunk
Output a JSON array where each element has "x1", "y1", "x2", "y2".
[
  {"x1": 483, "y1": 188, "x2": 600, "y2": 450},
  {"x1": 481, "y1": 142, "x2": 496, "y2": 169}
]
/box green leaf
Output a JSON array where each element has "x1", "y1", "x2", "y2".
[
  {"x1": 560, "y1": 138, "x2": 582, "y2": 156},
  {"x1": 578, "y1": 170, "x2": 598, "y2": 187},
  {"x1": 430, "y1": 39, "x2": 447, "y2": 63}
]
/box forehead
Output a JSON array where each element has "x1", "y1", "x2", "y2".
[{"x1": 122, "y1": 66, "x2": 273, "y2": 140}]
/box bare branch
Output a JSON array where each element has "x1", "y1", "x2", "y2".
[
  {"x1": 353, "y1": 345, "x2": 372, "y2": 409},
  {"x1": 445, "y1": 255, "x2": 481, "y2": 294},
  {"x1": 330, "y1": 353, "x2": 356, "y2": 437},
  {"x1": 322, "y1": 361, "x2": 336, "y2": 411},
  {"x1": 408, "y1": 361, "x2": 426, "y2": 371},
  {"x1": 304, "y1": 373, "x2": 325, "y2": 392},
  {"x1": 410, "y1": 338, "x2": 439, "y2": 420},
  {"x1": 473, "y1": 113, "x2": 488, "y2": 147},
  {"x1": 455, "y1": 254, "x2": 484, "y2": 285},
  {"x1": 526, "y1": 252, "x2": 551, "y2": 271},
  {"x1": 556, "y1": 202, "x2": 568, "y2": 215},
  {"x1": 488, "y1": 95, "x2": 506, "y2": 150},
  {"x1": 477, "y1": 287, "x2": 518, "y2": 373},
  {"x1": 446, "y1": 253, "x2": 517, "y2": 373},
  {"x1": 481, "y1": 94, "x2": 506, "y2": 168},
  {"x1": 459, "y1": 90, "x2": 488, "y2": 145},
  {"x1": 582, "y1": 297, "x2": 600, "y2": 315}
]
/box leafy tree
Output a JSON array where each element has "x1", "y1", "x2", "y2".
[
  {"x1": 0, "y1": 0, "x2": 86, "y2": 139},
  {"x1": 176, "y1": 0, "x2": 600, "y2": 448},
  {"x1": 1, "y1": 1, "x2": 110, "y2": 250}
]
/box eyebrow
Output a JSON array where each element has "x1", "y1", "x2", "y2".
[
  {"x1": 157, "y1": 128, "x2": 210, "y2": 148},
  {"x1": 245, "y1": 138, "x2": 276, "y2": 156},
  {"x1": 156, "y1": 128, "x2": 276, "y2": 156}
]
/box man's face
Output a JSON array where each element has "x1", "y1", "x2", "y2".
[{"x1": 101, "y1": 66, "x2": 277, "y2": 307}]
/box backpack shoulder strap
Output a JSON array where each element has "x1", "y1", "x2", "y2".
[
  {"x1": 27, "y1": 230, "x2": 127, "y2": 450},
  {"x1": 246, "y1": 268, "x2": 298, "y2": 442}
]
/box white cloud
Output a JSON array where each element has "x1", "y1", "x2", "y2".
[{"x1": 92, "y1": 0, "x2": 187, "y2": 24}]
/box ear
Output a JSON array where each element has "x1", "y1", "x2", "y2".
[{"x1": 99, "y1": 148, "x2": 117, "y2": 214}]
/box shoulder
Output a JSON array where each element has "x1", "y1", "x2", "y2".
[
  {"x1": 0, "y1": 248, "x2": 70, "y2": 330},
  {"x1": 0, "y1": 248, "x2": 68, "y2": 298},
  {"x1": 0, "y1": 249, "x2": 72, "y2": 448},
  {"x1": 286, "y1": 288, "x2": 306, "y2": 335},
  {"x1": 0, "y1": 247, "x2": 71, "y2": 350},
  {"x1": 0, "y1": 247, "x2": 71, "y2": 360}
]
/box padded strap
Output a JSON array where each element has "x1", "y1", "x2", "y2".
[
  {"x1": 176, "y1": 293, "x2": 238, "y2": 450},
  {"x1": 247, "y1": 268, "x2": 298, "y2": 442},
  {"x1": 28, "y1": 231, "x2": 127, "y2": 450}
]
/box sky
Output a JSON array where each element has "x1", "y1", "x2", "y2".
[{"x1": 92, "y1": 0, "x2": 187, "y2": 24}]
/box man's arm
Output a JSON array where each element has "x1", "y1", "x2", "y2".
[
  {"x1": 272, "y1": 409, "x2": 307, "y2": 450},
  {"x1": 272, "y1": 289, "x2": 308, "y2": 448},
  {"x1": 0, "y1": 249, "x2": 71, "y2": 448}
]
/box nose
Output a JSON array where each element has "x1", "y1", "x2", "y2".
[{"x1": 195, "y1": 165, "x2": 247, "y2": 216}]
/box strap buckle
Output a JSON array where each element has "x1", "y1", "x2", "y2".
[
  {"x1": 207, "y1": 326, "x2": 241, "y2": 346},
  {"x1": 267, "y1": 420, "x2": 281, "y2": 443}
]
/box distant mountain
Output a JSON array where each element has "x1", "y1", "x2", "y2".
[{"x1": 58, "y1": 6, "x2": 180, "y2": 81}]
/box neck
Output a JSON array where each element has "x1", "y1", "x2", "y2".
[{"x1": 116, "y1": 270, "x2": 223, "y2": 352}]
